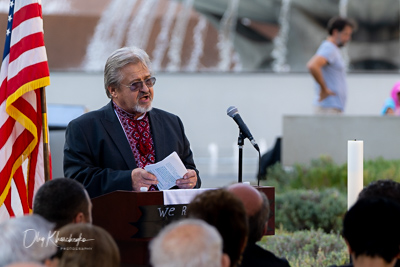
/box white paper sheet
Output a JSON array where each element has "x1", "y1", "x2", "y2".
[{"x1": 144, "y1": 151, "x2": 187, "y2": 190}]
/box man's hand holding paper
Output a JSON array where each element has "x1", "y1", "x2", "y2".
[
  {"x1": 144, "y1": 152, "x2": 197, "y2": 190},
  {"x1": 131, "y1": 168, "x2": 158, "y2": 191},
  {"x1": 176, "y1": 169, "x2": 197, "y2": 189}
]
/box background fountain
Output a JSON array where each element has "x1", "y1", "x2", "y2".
[{"x1": 0, "y1": 0, "x2": 397, "y2": 72}]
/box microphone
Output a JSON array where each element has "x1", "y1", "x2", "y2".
[{"x1": 227, "y1": 106, "x2": 259, "y2": 151}]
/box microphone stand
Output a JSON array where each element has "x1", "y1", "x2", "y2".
[{"x1": 237, "y1": 131, "x2": 244, "y2": 183}]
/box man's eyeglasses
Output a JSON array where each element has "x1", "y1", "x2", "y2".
[{"x1": 121, "y1": 77, "x2": 156, "y2": 92}]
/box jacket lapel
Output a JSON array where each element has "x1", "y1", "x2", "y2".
[
  {"x1": 148, "y1": 109, "x2": 166, "y2": 162},
  {"x1": 101, "y1": 102, "x2": 137, "y2": 169}
]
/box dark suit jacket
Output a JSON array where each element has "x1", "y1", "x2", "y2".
[
  {"x1": 63, "y1": 101, "x2": 200, "y2": 198},
  {"x1": 239, "y1": 243, "x2": 291, "y2": 267}
]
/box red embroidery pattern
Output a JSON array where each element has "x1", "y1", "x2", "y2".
[{"x1": 113, "y1": 103, "x2": 156, "y2": 168}]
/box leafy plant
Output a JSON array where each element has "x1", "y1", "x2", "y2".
[
  {"x1": 274, "y1": 188, "x2": 346, "y2": 233},
  {"x1": 259, "y1": 229, "x2": 349, "y2": 267}
]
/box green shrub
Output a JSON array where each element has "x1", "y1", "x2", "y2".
[
  {"x1": 259, "y1": 229, "x2": 349, "y2": 267},
  {"x1": 261, "y1": 156, "x2": 400, "y2": 193},
  {"x1": 363, "y1": 157, "x2": 400, "y2": 184},
  {"x1": 275, "y1": 188, "x2": 346, "y2": 232}
]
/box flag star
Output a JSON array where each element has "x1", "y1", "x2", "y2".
[
  {"x1": 8, "y1": 15, "x2": 12, "y2": 22},
  {"x1": 6, "y1": 28, "x2": 10, "y2": 36},
  {"x1": 9, "y1": 1, "x2": 14, "y2": 8}
]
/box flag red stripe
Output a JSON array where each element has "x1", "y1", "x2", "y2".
[
  {"x1": 0, "y1": 116, "x2": 16, "y2": 148},
  {"x1": 14, "y1": 166, "x2": 29, "y2": 214},
  {"x1": 12, "y1": 97, "x2": 38, "y2": 123},
  {"x1": 0, "y1": 62, "x2": 49, "y2": 102},
  {"x1": 27, "y1": 90, "x2": 41, "y2": 208},
  {"x1": 12, "y1": 3, "x2": 41, "y2": 29},
  {"x1": 0, "y1": 76, "x2": 8, "y2": 101},
  {"x1": 0, "y1": 97, "x2": 38, "y2": 154},
  {"x1": 0, "y1": 130, "x2": 33, "y2": 191},
  {"x1": 4, "y1": 190, "x2": 15, "y2": 217},
  {"x1": 9, "y1": 32, "x2": 45, "y2": 63},
  {"x1": 28, "y1": 144, "x2": 38, "y2": 209}
]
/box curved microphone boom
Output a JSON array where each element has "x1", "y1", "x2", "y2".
[{"x1": 227, "y1": 106, "x2": 259, "y2": 151}]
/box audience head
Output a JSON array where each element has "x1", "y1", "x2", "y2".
[
  {"x1": 358, "y1": 179, "x2": 400, "y2": 204},
  {"x1": 342, "y1": 197, "x2": 400, "y2": 264},
  {"x1": 150, "y1": 219, "x2": 230, "y2": 267},
  {"x1": 227, "y1": 183, "x2": 270, "y2": 244},
  {"x1": 187, "y1": 189, "x2": 248, "y2": 267},
  {"x1": 104, "y1": 46, "x2": 152, "y2": 98},
  {"x1": 33, "y1": 178, "x2": 92, "y2": 230},
  {"x1": 56, "y1": 224, "x2": 120, "y2": 267},
  {"x1": 0, "y1": 215, "x2": 56, "y2": 267}
]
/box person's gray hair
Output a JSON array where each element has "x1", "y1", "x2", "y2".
[
  {"x1": 150, "y1": 219, "x2": 223, "y2": 267},
  {"x1": 0, "y1": 214, "x2": 56, "y2": 267},
  {"x1": 104, "y1": 46, "x2": 152, "y2": 98}
]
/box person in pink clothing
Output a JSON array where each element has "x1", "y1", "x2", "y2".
[{"x1": 390, "y1": 81, "x2": 400, "y2": 115}]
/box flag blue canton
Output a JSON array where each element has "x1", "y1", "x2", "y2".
[{"x1": 3, "y1": 0, "x2": 14, "y2": 60}]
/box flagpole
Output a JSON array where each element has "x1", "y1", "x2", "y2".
[{"x1": 40, "y1": 87, "x2": 51, "y2": 182}]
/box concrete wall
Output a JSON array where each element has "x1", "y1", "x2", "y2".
[
  {"x1": 47, "y1": 72, "x2": 400, "y2": 187},
  {"x1": 282, "y1": 115, "x2": 400, "y2": 166}
]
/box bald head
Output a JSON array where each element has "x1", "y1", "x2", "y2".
[
  {"x1": 227, "y1": 183, "x2": 270, "y2": 244},
  {"x1": 150, "y1": 219, "x2": 228, "y2": 267},
  {"x1": 227, "y1": 183, "x2": 263, "y2": 216}
]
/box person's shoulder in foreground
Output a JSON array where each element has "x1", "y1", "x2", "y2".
[{"x1": 240, "y1": 242, "x2": 290, "y2": 267}]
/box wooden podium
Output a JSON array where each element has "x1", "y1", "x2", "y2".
[{"x1": 91, "y1": 186, "x2": 274, "y2": 267}]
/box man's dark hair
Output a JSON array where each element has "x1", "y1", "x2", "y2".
[
  {"x1": 343, "y1": 197, "x2": 400, "y2": 263},
  {"x1": 187, "y1": 189, "x2": 248, "y2": 267},
  {"x1": 33, "y1": 178, "x2": 89, "y2": 229},
  {"x1": 248, "y1": 192, "x2": 269, "y2": 244},
  {"x1": 327, "y1": 16, "x2": 356, "y2": 35},
  {"x1": 358, "y1": 179, "x2": 400, "y2": 204}
]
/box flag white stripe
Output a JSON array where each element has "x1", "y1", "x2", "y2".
[
  {"x1": 0, "y1": 202, "x2": 10, "y2": 222},
  {"x1": 0, "y1": 100, "x2": 8, "y2": 128},
  {"x1": 34, "y1": 130, "x2": 45, "y2": 191},
  {"x1": 10, "y1": 179, "x2": 23, "y2": 216},
  {"x1": 0, "y1": 54, "x2": 9, "y2": 86},
  {"x1": 8, "y1": 46, "x2": 47, "y2": 79},
  {"x1": 10, "y1": 17, "x2": 44, "y2": 47},
  {"x1": 21, "y1": 85, "x2": 37, "y2": 110},
  {"x1": 14, "y1": 0, "x2": 37, "y2": 14}
]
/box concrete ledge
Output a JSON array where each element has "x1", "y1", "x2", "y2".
[{"x1": 282, "y1": 115, "x2": 400, "y2": 166}]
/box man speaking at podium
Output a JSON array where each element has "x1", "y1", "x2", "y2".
[{"x1": 63, "y1": 46, "x2": 200, "y2": 198}]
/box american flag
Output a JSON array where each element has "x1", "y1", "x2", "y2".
[{"x1": 0, "y1": 0, "x2": 51, "y2": 222}]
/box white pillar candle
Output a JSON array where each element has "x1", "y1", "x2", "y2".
[{"x1": 347, "y1": 140, "x2": 364, "y2": 209}]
